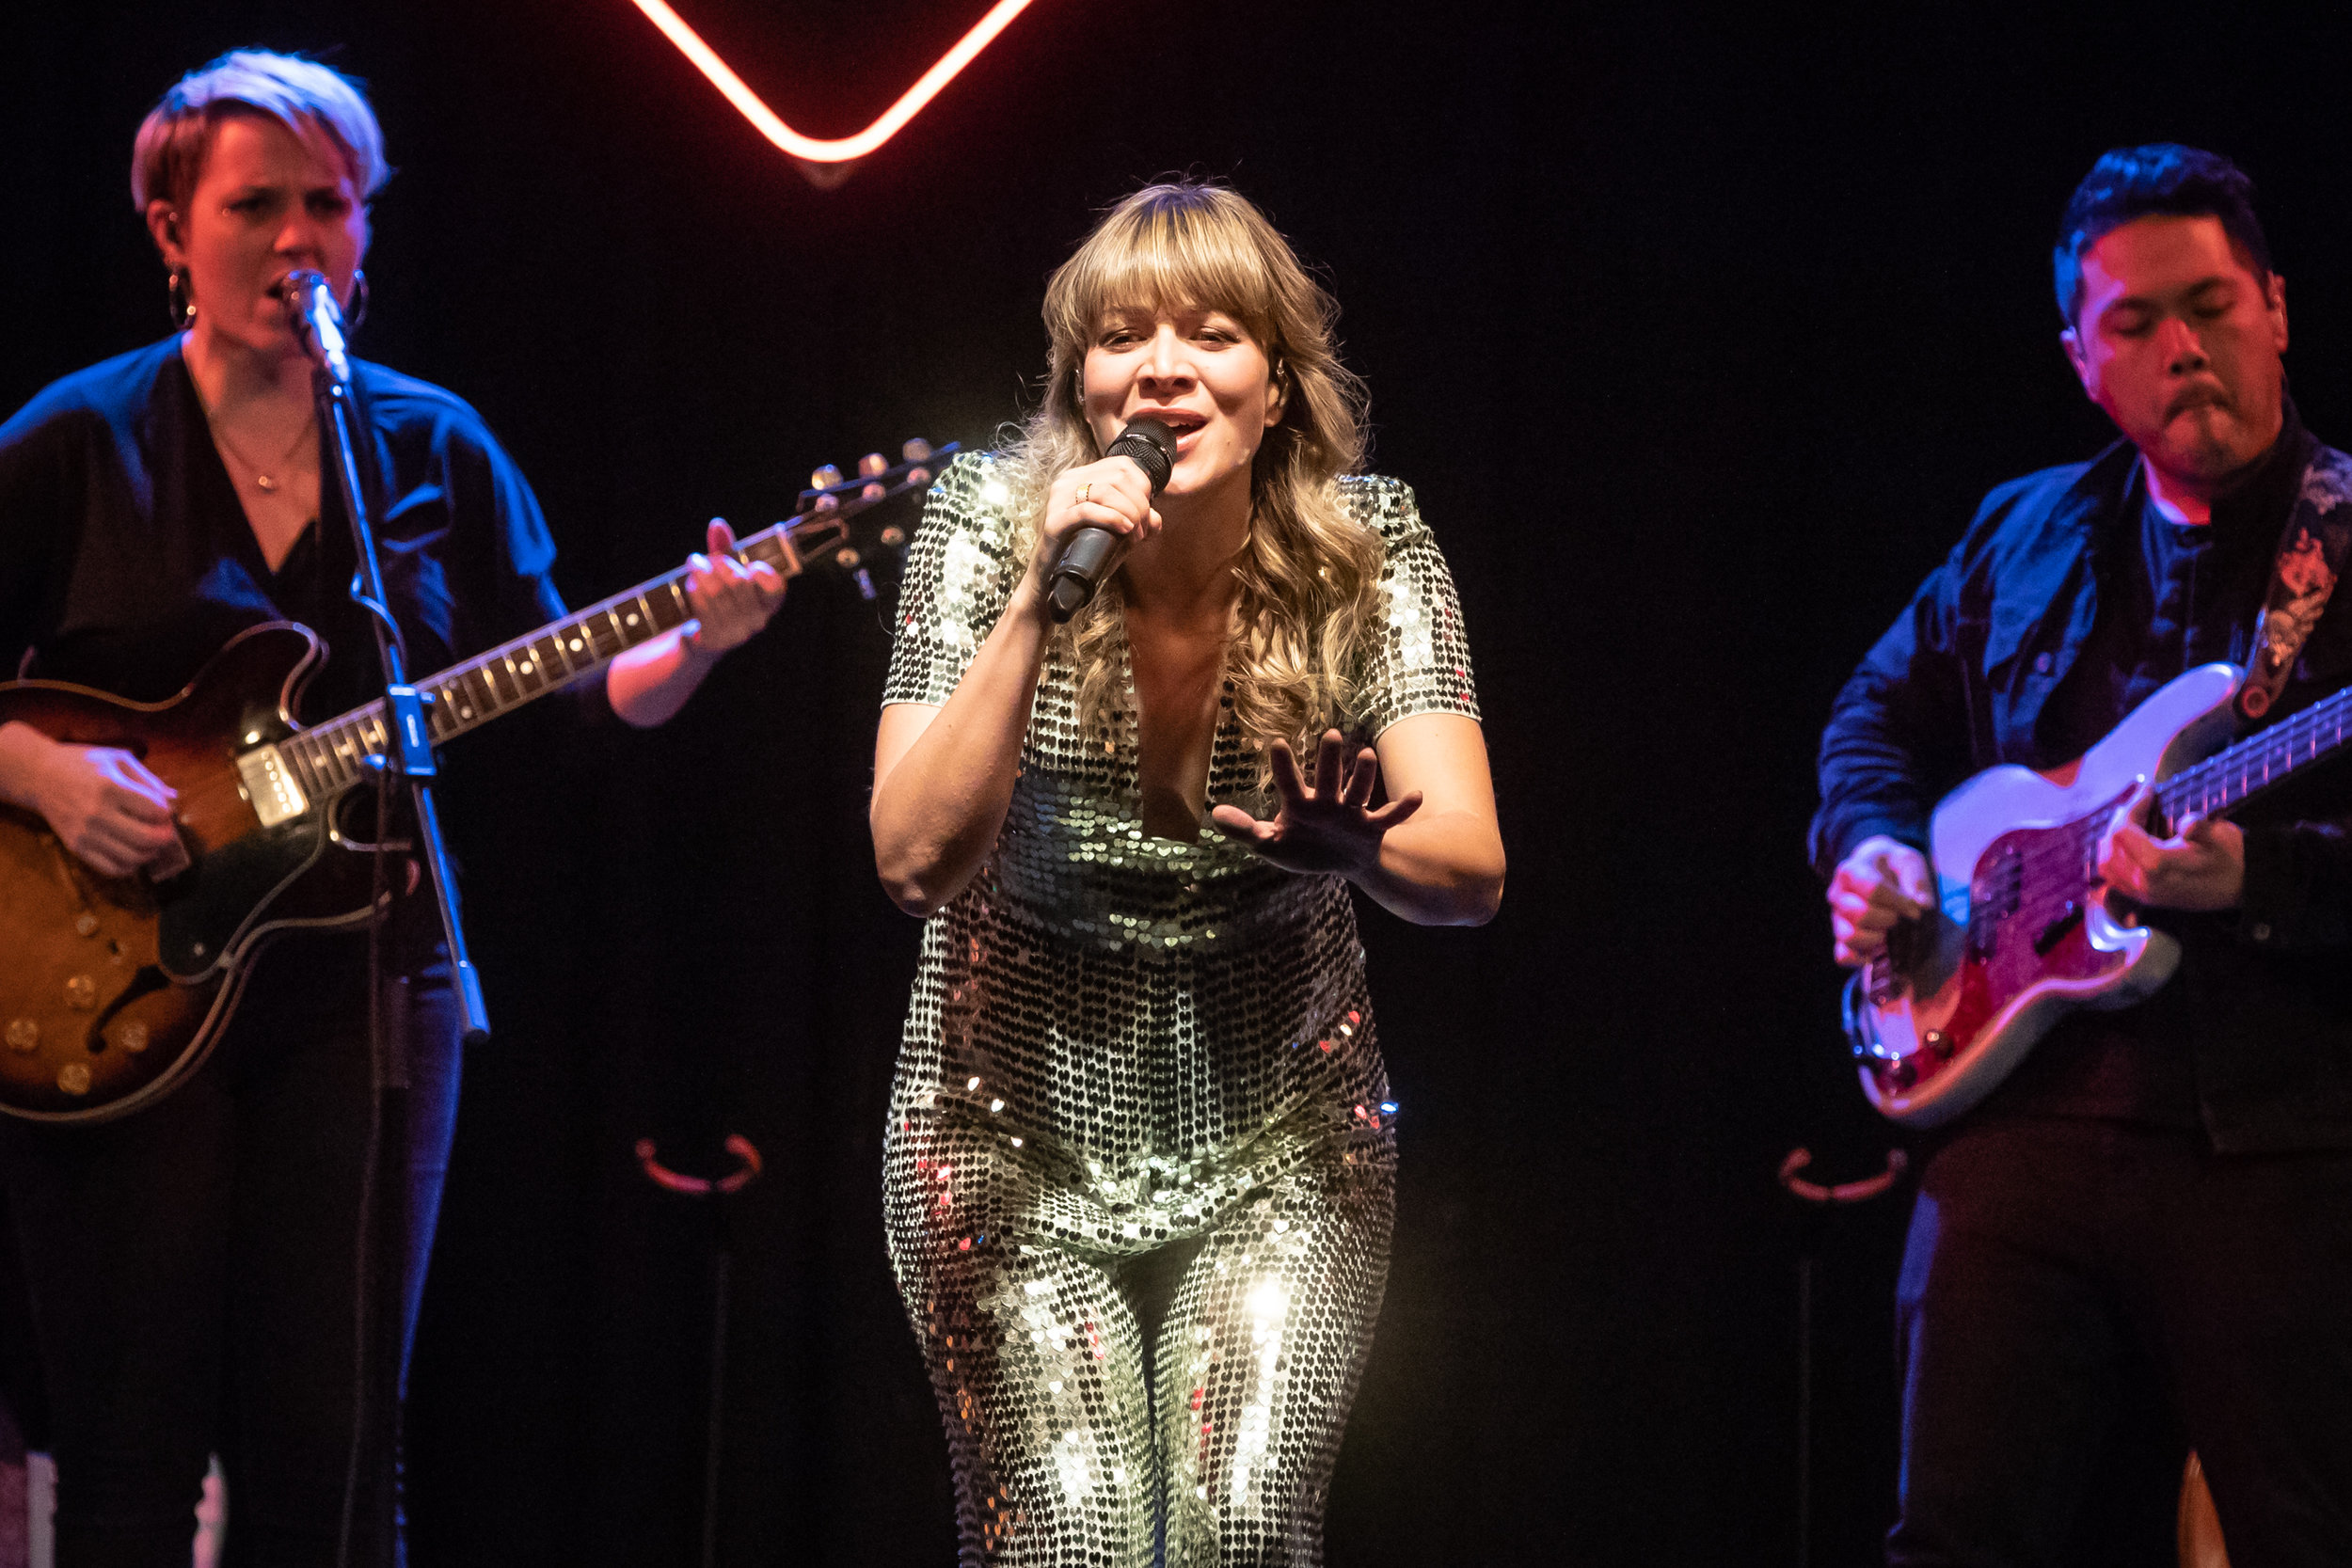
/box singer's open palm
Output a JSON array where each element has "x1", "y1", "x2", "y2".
[{"x1": 1211, "y1": 730, "x2": 1423, "y2": 878}]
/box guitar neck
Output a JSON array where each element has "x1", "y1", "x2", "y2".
[
  {"x1": 271, "y1": 523, "x2": 809, "y2": 800},
  {"x1": 2158, "y1": 677, "x2": 2352, "y2": 825}
]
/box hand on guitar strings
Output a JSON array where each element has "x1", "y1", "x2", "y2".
[
  {"x1": 680, "y1": 518, "x2": 787, "y2": 658},
  {"x1": 1209, "y1": 729, "x2": 1422, "y2": 879},
  {"x1": 2096, "y1": 784, "x2": 2244, "y2": 913},
  {"x1": 0, "y1": 727, "x2": 180, "y2": 879},
  {"x1": 1828, "y1": 834, "x2": 1934, "y2": 968}
]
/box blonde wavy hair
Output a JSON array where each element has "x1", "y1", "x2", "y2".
[{"x1": 1007, "y1": 182, "x2": 1385, "y2": 774}]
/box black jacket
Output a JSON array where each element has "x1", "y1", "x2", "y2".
[{"x1": 1812, "y1": 419, "x2": 2352, "y2": 1152}]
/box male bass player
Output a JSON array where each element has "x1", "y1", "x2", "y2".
[{"x1": 1812, "y1": 144, "x2": 2352, "y2": 1563}]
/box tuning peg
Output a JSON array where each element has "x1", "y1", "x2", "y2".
[
  {"x1": 858, "y1": 451, "x2": 888, "y2": 478},
  {"x1": 860, "y1": 482, "x2": 886, "y2": 505},
  {"x1": 906, "y1": 467, "x2": 931, "y2": 489},
  {"x1": 900, "y1": 437, "x2": 933, "y2": 462},
  {"x1": 880, "y1": 525, "x2": 907, "y2": 547},
  {"x1": 812, "y1": 464, "x2": 844, "y2": 490}
]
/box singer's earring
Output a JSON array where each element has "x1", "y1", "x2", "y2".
[
  {"x1": 347, "y1": 269, "x2": 370, "y2": 333},
  {"x1": 166, "y1": 267, "x2": 196, "y2": 330}
]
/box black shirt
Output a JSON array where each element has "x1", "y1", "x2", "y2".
[
  {"x1": 0, "y1": 338, "x2": 572, "y2": 981},
  {"x1": 1980, "y1": 407, "x2": 2315, "y2": 1126},
  {"x1": 0, "y1": 336, "x2": 564, "y2": 715},
  {"x1": 1814, "y1": 396, "x2": 2352, "y2": 1153}
]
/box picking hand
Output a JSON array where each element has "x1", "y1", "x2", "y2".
[
  {"x1": 1828, "y1": 834, "x2": 1934, "y2": 967},
  {"x1": 1209, "y1": 730, "x2": 1422, "y2": 878},
  {"x1": 681, "y1": 518, "x2": 787, "y2": 657},
  {"x1": 31, "y1": 741, "x2": 181, "y2": 879}
]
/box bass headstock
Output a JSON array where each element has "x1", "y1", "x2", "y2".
[{"x1": 781, "y1": 438, "x2": 960, "y2": 595}]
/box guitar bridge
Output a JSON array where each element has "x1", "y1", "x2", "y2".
[{"x1": 234, "y1": 744, "x2": 307, "y2": 827}]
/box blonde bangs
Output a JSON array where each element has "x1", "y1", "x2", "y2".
[
  {"x1": 1044, "y1": 200, "x2": 1284, "y2": 356},
  {"x1": 1012, "y1": 182, "x2": 1384, "y2": 784}
]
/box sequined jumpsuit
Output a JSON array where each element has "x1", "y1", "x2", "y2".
[{"x1": 882, "y1": 453, "x2": 1479, "y2": 1566}]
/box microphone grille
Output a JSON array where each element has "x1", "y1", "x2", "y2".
[{"x1": 1105, "y1": 418, "x2": 1176, "y2": 493}]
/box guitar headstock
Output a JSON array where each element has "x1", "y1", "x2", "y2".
[{"x1": 780, "y1": 438, "x2": 961, "y2": 586}]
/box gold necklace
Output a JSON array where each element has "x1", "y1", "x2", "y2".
[{"x1": 191, "y1": 381, "x2": 315, "y2": 494}]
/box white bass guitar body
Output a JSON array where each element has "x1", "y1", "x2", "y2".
[{"x1": 1845, "y1": 663, "x2": 2246, "y2": 1127}]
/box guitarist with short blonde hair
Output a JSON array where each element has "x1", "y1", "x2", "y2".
[
  {"x1": 1814, "y1": 143, "x2": 2352, "y2": 1564},
  {"x1": 0, "y1": 49, "x2": 780, "y2": 1560}
]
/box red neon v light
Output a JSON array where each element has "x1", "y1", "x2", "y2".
[{"x1": 627, "y1": 0, "x2": 1038, "y2": 166}]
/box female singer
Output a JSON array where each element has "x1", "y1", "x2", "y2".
[
  {"x1": 0, "y1": 51, "x2": 779, "y2": 1560},
  {"x1": 870, "y1": 182, "x2": 1504, "y2": 1564}
]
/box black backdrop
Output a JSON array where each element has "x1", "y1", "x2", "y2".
[{"x1": 6, "y1": 3, "x2": 2351, "y2": 1563}]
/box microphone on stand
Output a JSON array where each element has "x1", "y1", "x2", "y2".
[
  {"x1": 281, "y1": 268, "x2": 352, "y2": 388},
  {"x1": 1046, "y1": 418, "x2": 1176, "y2": 623}
]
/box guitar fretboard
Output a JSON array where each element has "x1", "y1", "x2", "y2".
[
  {"x1": 2158, "y1": 679, "x2": 2352, "y2": 825},
  {"x1": 266, "y1": 527, "x2": 804, "y2": 803}
]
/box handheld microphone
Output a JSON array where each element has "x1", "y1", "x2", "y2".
[
  {"x1": 281, "y1": 269, "x2": 352, "y2": 388},
  {"x1": 1046, "y1": 418, "x2": 1176, "y2": 623}
]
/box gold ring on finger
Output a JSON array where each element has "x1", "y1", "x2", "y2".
[{"x1": 1076, "y1": 483, "x2": 1090, "y2": 506}]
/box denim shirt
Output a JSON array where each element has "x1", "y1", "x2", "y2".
[{"x1": 1810, "y1": 420, "x2": 2352, "y2": 1151}]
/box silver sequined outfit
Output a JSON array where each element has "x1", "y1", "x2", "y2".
[{"x1": 882, "y1": 454, "x2": 1478, "y2": 1565}]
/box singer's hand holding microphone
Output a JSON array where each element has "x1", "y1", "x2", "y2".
[{"x1": 1024, "y1": 419, "x2": 1178, "y2": 624}]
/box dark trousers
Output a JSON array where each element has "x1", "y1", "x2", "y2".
[
  {"x1": 1889, "y1": 1118, "x2": 2352, "y2": 1568},
  {"x1": 0, "y1": 937, "x2": 462, "y2": 1568}
]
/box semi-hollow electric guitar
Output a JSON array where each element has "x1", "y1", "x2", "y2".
[
  {"x1": 0, "y1": 441, "x2": 955, "y2": 1124},
  {"x1": 1846, "y1": 657, "x2": 2352, "y2": 1127}
]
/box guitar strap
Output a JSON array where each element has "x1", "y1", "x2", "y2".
[{"x1": 2236, "y1": 447, "x2": 2352, "y2": 720}]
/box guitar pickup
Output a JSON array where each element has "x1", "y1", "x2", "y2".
[
  {"x1": 234, "y1": 743, "x2": 308, "y2": 827},
  {"x1": 2033, "y1": 901, "x2": 2084, "y2": 956}
]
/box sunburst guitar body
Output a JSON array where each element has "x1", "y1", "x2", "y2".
[
  {"x1": 0, "y1": 440, "x2": 953, "y2": 1122},
  {"x1": 0, "y1": 627, "x2": 380, "y2": 1119}
]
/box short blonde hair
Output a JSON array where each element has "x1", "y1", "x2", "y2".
[{"x1": 131, "y1": 50, "x2": 389, "y2": 213}]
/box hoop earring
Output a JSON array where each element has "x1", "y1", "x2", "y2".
[
  {"x1": 167, "y1": 268, "x2": 195, "y2": 330},
  {"x1": 347, "y1": 270, "x2": 370, "y2": 333}
]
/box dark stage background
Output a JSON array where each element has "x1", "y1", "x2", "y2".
[{"x1": 5, "y1": 3, "x2": 2350, "y2": 1562}]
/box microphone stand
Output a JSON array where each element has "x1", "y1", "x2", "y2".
[{"x1": 296, "y1": 280, "x2": 491, "y2": 1568}]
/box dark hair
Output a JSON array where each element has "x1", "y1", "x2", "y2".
[{"x1": 2053, "y1": 143, "x2": 2270, "y2": 323}]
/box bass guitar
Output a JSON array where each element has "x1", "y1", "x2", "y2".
[
  {"x1": 1845, "y1": 657, "x2": 2352, "y2": 1126},
  {"x1": 0, "y1": 440, "x2": 955, "y2": 1123}
]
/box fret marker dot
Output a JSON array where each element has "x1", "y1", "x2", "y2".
[
  {"x1": 626, "y1": 613, "x2": 640, "y2": 626},
  {"x1": 568, "y1": 639, "x2": 582, "y2": 652}
]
